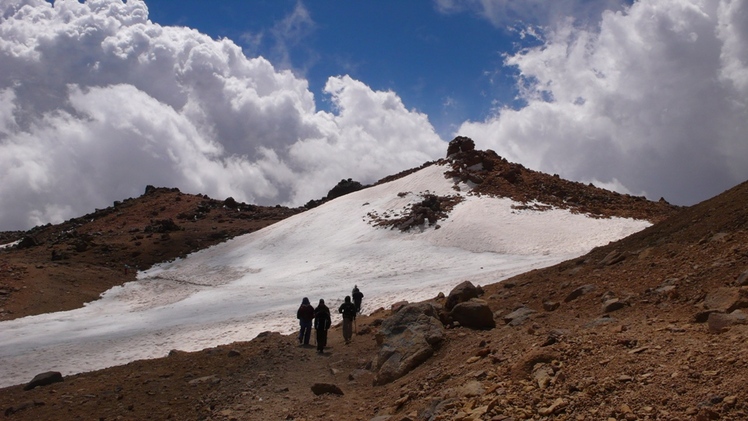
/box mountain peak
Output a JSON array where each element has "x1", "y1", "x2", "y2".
[{"x1": 441, "y1": 136, "x2": 678, "y2": 223}]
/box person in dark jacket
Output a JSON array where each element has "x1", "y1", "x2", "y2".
[
  {"x1": 352, "y1": 285, "x2": 364, "y2": 314},
  {"x1": 313, "y1": 299, "x2": 331, "y2": 354},
  {"x1": 296, "y1": 297, "x2": 314, "y2": 345},
  {"x1": 338, "y1": 295, "x2": 357, "y2": 344}
]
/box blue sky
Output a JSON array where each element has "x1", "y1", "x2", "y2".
[
  {"x1": 144, "y1": 0, "x2": 520, "y2": 137},
  {"x1": 1, "y1": 0, "x2": 748, "y2": 230}
]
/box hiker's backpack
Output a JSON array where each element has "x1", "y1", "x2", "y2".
[{"x1": 340, "y1": 302, "x2": 356, "y2": 319}]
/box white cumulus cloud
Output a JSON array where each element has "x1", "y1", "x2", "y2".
[
  {"x1": 434, "y1": 0, "x2": 627, "y2": 27},
  {"x1": 0, "y1": 0, "x2": 444, "y2": 230},
  {"x1": 457, "y1": 0, "x2": 748, "y2": 205}
]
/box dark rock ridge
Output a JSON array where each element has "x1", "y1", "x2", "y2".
[{"x1": 441, "y1": 136, "x2": 679, "y2": 223}]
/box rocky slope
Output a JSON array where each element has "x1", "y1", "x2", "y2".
[
  {"x1": 0, "y1": 187, "x2": 302, "y2": 320},
  {"x1": 3, "y1": 138, "x2": 747, "y2": 420}
]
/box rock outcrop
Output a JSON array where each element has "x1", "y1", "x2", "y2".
[{"x1": 374, "y1": 302, "x2": 445, "y2": 385}]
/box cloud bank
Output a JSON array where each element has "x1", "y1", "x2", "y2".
[
  {"x1": 457, "y1": 0, "x2": 748, "y2": 205},
  {"x1": 0, "y1": 0, "x2": 444, "y2": 230},
  {"x1": 2, "y1": 0, "x2": 747, "y2": 230}
]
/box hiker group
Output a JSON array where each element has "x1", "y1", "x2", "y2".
[{"x1": 296, "y1": 285, "x2": 364, "y2": 354}]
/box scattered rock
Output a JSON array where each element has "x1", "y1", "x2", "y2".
[
  {"x1": 188, "y1": 375, "x2": 220, "y2": 385},
  {"x1": 511, "y1": 350, "x2": 559, "y2": 380},
  {"x1": 564, "y1": 285, "x2": 596, "y2": 303},
  {"x1": 538, "y1": 397, "x2": 568, "y2": 416},
  {"x1": 602, "y1": 298, "x2": 627, "y2": 313},
  {"x1": 585, "y1": 316, "x2": 617, "y2": 328},
  {"x1": 543, "y1": 301, "x2": 560, "y2": 311},
  {"x1": 532, "y1": 363, "x2": 555, "y2": 389},
  {"x1": 4, "y1": 401, "x2": 45, "y2": 416},
  {"x1": 311, "y1": 383, "x2": 344, "y2": 396},
  {"x1": 502, "y1": 306, "x2": 535, "y2": 326},
  {"x1": 599, "y1": 251, "x2": 625, "y2": 266},
  {"x1": 737, "y1": 270, "x2": 748, "y2": 286}
]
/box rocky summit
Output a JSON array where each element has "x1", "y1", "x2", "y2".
[{"x1": 2, "y1": 137, "x2": 747, "y2": 421}]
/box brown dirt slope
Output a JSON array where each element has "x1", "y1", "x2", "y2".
[{"x1": 4, "y1": 145, "x2": 747, "y2": 420}]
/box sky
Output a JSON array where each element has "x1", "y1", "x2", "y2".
[
  {"x1": 1, "y1": 0, "x2": 748, "y2": 230},
  {"x1": 0, "y1": 163, "x2": 652, "y2": 387}
]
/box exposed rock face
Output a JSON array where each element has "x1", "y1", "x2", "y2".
[
  {"x1": 445, "y1": 281, "x2": 481, "y2": 311},
  {"x1": 374, "y1": 302, "x2": 445, "y2": 385},
  {"x1": 449, "y1": 299, "x2": 496, "y2": 329}
]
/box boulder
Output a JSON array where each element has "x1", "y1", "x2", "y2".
[
  {"x1": 445, "y1": 281, "x2": 480, "y2": 311},
  {"x1": 23, "y1": 371, "x2": 63, "y2": 391},
  {"x1": 374, "y1": 302, "x2": 445, "y2": 385},
  {"x1": 311, "y1": 383, "x2": 344, "y2": 396},
  {"x1": 375, "y1": 329, "x2": 436, "y2": 386},
  {"x1": 450, "y1": 299, "x2": 495, "y2": 329}
]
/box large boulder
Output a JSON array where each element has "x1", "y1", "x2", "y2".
[
  {"x1": 374, "y1": 302, "x2": 445, "y2": 385},
  {"x1": 445, "y1": 281, "x2": 480, "y2": 311},
  {"x1": 376, "y1": 302, "x2": 443, "y2": 345},
  {"x1": 23, "y1": 371, "x2": 63, "y2": 390},
  {"x1": 450, "y1": 299, "x2": 496, "y2": 329}
]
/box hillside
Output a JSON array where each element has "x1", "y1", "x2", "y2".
[
  {"x1": 0, "y1": 188, "x2": 302, "y2": 321},
  {"x1": 4, "y1": 138, "x2": 747, "y2": 420}
]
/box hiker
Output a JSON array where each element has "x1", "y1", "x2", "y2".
[
  {"x1": 338, "y1": 295, "x2": 357, "y2": 344},
  {"x1": 296, "y1": 297, "x2": 314, "y2": 345},
  {"x1": 352, "y1": 285, "x2": 364, "y2": 313},
  {"x1": 313, "y1": 299, "x2": 332, "y2": 354}
]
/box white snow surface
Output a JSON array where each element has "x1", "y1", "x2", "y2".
[{"x1": 0, "y1": 164, "x2": 651, "y2": 387}]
